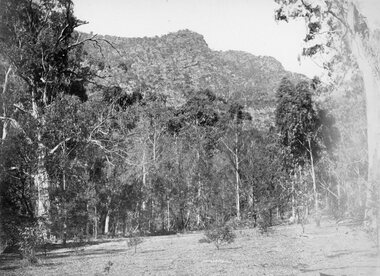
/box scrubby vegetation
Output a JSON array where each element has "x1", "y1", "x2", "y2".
[
  {"x1": 203, "y1": 224, "x2": 237, "y2": 249},
  {"x1": 127, "y1": 233, "x2": 144, "y2": 253}
]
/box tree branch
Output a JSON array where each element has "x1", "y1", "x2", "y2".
[
  {"x1": 0, "y1": 116, "x2": 32, "y2": 144},
  {"x1": 48, "y1": 137, "x2": 72, "y2": 155}
]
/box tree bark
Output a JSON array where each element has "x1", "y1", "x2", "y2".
[
  {"x1": 1, "y1": 66, "x2": 12, "y2": 143},
  {"x1": 30, "y1": 89, "x2": 51, "y2": 233},
  {"x1": 346, "y1": 1, "x2": 380, "y2": 247},
  {"x1": 142, "y1": 141, "x2": 147, "y2": 211},
  {"x1": 196, "y1": 150, "x2": 202, "y2": 227},
  {"x1": 291, "y1": 179, "x2": 296, "y2": 219},
  {"x1": 34, "y1": 142, "x2": 51, "y2": 221},
  {"x1": 356, "y1": 43, "x2": 380, "y2": 243},
  {"x1": 308, "y1": 138, "x2": 319, "y2": 226},
  {"x1": 235, "y1": 132, "x2": 240, "y2": 220},
  {"x1": 167, "y1": 199, "x2": 170, "y2": 231},
  {"x1": 94, "y1": 206, "x2": 98, "y2": 239},
  {"x1": 235, "y1": 129, "x2": 241, "y2": 220},
  {"x1": 104, "y1": 209, "x2": 110, "y2": 235}
]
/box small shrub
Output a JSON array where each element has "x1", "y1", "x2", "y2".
[
  {"x1": 198, "y1": 237, "x2": 211, "y2": 244},
  {"x1": 127, "y1": 233, "x2": 143, "y2": 253},
  {"x1": 257, "y1": 210, "x2": 272, "y2": 235},
  {"x1": 103, "y1": 261, "x2": 113, "y2": 274},
  {"x1": 18, "y1": 226, "x2": 44, "y2": 264},
  {"x1": 203, "y1": 224, "x2": 236, "y2": 250}
]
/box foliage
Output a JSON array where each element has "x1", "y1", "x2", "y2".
[
  {"x1": 275, "y1": 78, "x2": 329, "y2": 168},
  {"x1": 17, "y1": 226, "x2": 45, "y2": 264},
  {"x1": 127, "y1": 233, "x2": 144, "y2": 253},
  {"x1": 257, "y1": 209, "x2": 272, "y2": 235},
  {"x1": 103, "y1": 261, "x2": 114, "y2": 274},
  {"x1": 203, "y1": 224, "x2": 236, "y2": 249}
]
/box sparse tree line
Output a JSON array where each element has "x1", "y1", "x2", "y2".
[{"x1": 0, "y1": 0, "x2": 377, "y2": 260}]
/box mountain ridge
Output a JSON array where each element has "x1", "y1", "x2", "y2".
[{"x1": 83, "y1": 29, "x2": 307, "y2": 111}]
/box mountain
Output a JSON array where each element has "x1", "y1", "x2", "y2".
[{"x1": 82, "y1": 30, "x2": 307, "y2": 127}]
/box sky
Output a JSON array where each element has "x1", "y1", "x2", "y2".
[{"x1": 73, "y1": 0, "x2": 325, "y2": 78}]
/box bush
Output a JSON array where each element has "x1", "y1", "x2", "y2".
[
  {"x1": 203, "y1": 224, "x2": 236, "y2": 250},
  {"x1": 103, "y1": 261, "x2": 113, "y2": 274},
  {"x1": 127, "y1": 233, "x2": 143, "y2": 253},
  {"x1": 257, "y1": 210, "x2": 272, "y2": 235},
  {"x1": 18, "y1": 226, "x2": 44, "y2": 264}
]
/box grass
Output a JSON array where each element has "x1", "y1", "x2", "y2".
[{"x1": 0, "y1": 220, "x2": 379, "y2": 275}]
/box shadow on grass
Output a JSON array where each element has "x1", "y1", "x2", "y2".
[
  {"x1": 140, "y1": 249, "x2": 166, "y2": 254},
  {"x1": 218, "y1": 246, "x2": 243, "y2": 251},
  {"x1": 326, "y1": 250, "x2": 353, "y2": 258},
  {"x1": 300, "y1": 265, "x2": 380, "y2": 273},
  {"x1": 45, "y1": 248, "x2": 128, "y2": 259},
  {"x1": 0, "y1": 265, "x2": 21, "y2": 271},
  {"x1": 0, "y1": 260, "x2": 63, "y2": 271},
  {"x1": 326, "y1": 249, "x2": 373, "y2": 259},
  {"x1": 0, "y1": 246, "x2": 130, "y2": 271},
  {"x1": 3, "y1": 238, "x2": 122, "y2": 256},
  {"x1": 43, "y1": 238, "x2": 122, "y2": 252}
]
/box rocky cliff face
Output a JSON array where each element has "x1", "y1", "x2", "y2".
[{"x1": 83, "y1": 29, "x2": 306, "y2": 110}]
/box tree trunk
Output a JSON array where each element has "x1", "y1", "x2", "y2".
[
  {"x1": 85, "y1": 203, "x2": 90, "y2": 240},
  {"x1": 34, "y1": 142, "x2": 51, "y2": 222},
  {"x1": 167, "y1": 199, "x2": 170, "y2": 231},
  {"x1": 104, "y1": 209, "x2": 110, "y2": 235},
  {"x1": 235, "y1": 130, "x2": 240, "y2": 220},
  {"x1": 291, "y1": 179, "x2": 296, "y2": 219},
  {"x1": 142, "y1": 141, "x2": 147, "y2": 212},
  {"x1": 31, "y1": 91, "x2": 51, "y2": 233},
  {"x1": 350, "y1": 38, "x2": 380, "y2": 244},
  {"x1": 308, "y1": 139, "x2": 320, "y2": 226},
  {"x1": 1, "y1": 66, "x2": 12, "y2": 143},
  {"x1": 347, "y1": 2, "x2": 380, "y2": 247},
  {"x1": 94, "y1": 206, "x2": 98, "y2": 239},
  {"x1": 196, "y1": 150, "x2": 202, "y2": 227},
  {"x1": 337, "y1": 179, "x2": 341, "y2": 208}
]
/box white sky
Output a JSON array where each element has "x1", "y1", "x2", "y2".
[{"x1": 73, "y1": 0, "x2": 325, "y2": 78}]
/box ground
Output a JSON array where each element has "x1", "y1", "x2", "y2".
[{"x1": 1, "y1": 220, "x2": 379, "y2": 275}]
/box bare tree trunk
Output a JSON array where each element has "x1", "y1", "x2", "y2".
[
  {"x1": 197, "y1": 181, "x2": 201, "y2": 226},
  {"x1": 291, "y1": 179, "x2": 296, "y2": 219},
  {"x1": 235, "y1": 130, "x2": 240, "y2": 220},
  {"x1": 0, "y1": 66, "x2": 12, "y2": 252},
  {"x1": 167, "y1": 199, "x2": 170, "y2": 231},
  {"x1": 85, "y1": 203, "x2": 90, "y2": 240},
  {"x1": 248, "y1": 185, "x2": 254, "y2": 218},
  {"x1": 104, "y1": 209, "x2": 110, "y2": 235},
  {"x1": 34, "y1": 142, "x2": 51, "y2": 220},
  {"x1": 337, "y1": 179, "x2": 341, "y2": 208},
  {"x1": 308, "y1": 139, "x2": 320, "y2": 226},
  {"x1": 31, "y1": 90, "x2": 51, "y2": 235},
  {"x1": 347, "y1": 2, "x2": 380, "y2": 248},
  {"x1": 1, "y1": 66, "x2": 12, "y2": 143},
  {"x1": 196, "y1": 150, "x2": 202, "y2": 227},
  {"x1": 62, "y1": 148, "x2": 67, "y2": 244},
  {"x1": 141, "y1": 140, "x2": 147, "y2": 211},
  {"x1": 350, "y1": 39, "x2": 380, "y2": 244},
  {"x1": 94, "y1": 206, "x2": 98, "y2": 239}
]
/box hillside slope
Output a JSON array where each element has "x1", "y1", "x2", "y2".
[{"x1": 83, "y1": 29, "x2": 306, "y2": 111}]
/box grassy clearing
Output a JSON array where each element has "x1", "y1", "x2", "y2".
[{"x1": 1, "y1": 220, "x2": 379, "y2": 275}]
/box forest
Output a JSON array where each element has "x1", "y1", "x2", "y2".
[{"x1": 0, "y1": 0, "x2": 378, "y2": 266}]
